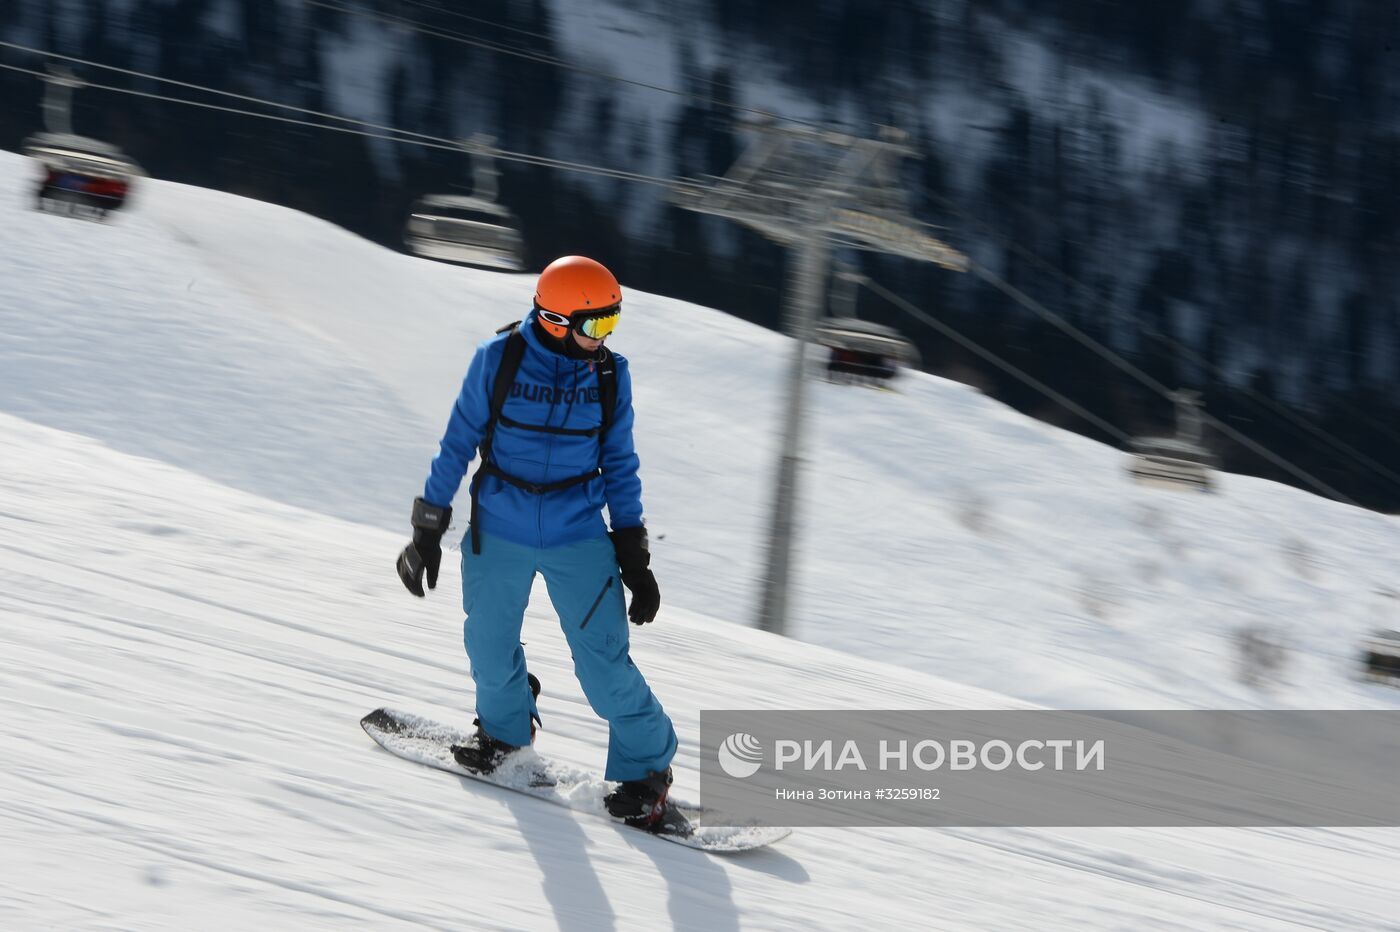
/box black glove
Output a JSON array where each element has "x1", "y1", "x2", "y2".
[
  {"x1": 610, "y1": 525, "x2": 660, "y2": 625},
  {"x1": 397, "y1": 497, "x2": 452, "y2": 597}
]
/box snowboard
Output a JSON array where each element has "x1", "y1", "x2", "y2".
[{"x1": 360, "y1": 708, "x2": 790, "y2": 853}]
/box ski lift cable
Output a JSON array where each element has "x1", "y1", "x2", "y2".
[
  {"x1": 857, "y1": 273, "x2": 1394, "y2": 563},
  {"x1": 0, "y1": 46, "x2": 813, "y2": 211},
  {"x1": 0, "y1": 36, "x2": 460, "y2": 144},
  {"x1": 921, "y1": 184, "x2": 1400, "y2": 483},
  {"x1": 1140, "y1": 327, "x2": 1400, "y2": 496},
  {"x1": 298, "y1": 0, "x2": 834, "y2": 133},
  {"x1": 853, "y1": 274, "x2": 1136, "y2": 446},
  {"x1": 0, "y1": 38, "x2": 902, "y2": 214},
  {"x1": 0, "y1": 59, "x2": 744, "y2": 196},
  {"x1": 967, "y1": 259, "x2": 1360, "y2": 507},
  {"x1": 855, "y1": 275, "x2": 1309, "y2": 581},
  {"x1": 955, "y1": 247, "x2": 1373, "y2": 511},
  {"x1": 942, "y1": 181, "x2": 1400, "y2": 462},
  {"x1": 0, "y1": 60, "x2": 468, "y2": 152},
  {"x1": 969, "y1": 259, "x2": 1175, "y2": 398},
  {"x1": 388, "y1": 0, "x2": 764, "y2": 112},
  {"x1": 982, "y1": 254, "x2": 1399, "y2": 549},
  {"x1": 387, "y1": 0, "x2": 561, "y2": 45},
  {"x1": 300, "y1": 0, "x2": 586, "y2": 76},
  {"x1": 0, "y1": 35, "x2": 605, "y2": 171}
]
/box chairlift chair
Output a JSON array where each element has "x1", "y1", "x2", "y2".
[
  {"x1": 1127, "y1": 437, "x2": 1220, "y2": 491},
  {"x1": 1361, "y1": 629, "x2": 1400, "y2": 684},
  {"x1": 403, "y1": 194, "x2": 526, "y2": 271},
  {"x1": 1127, "y1": 390, "x2": 1218, "y2": 492},
  {"x1": 23, "y1": 132, "x2": 142, "y2": 219},
  {"x1": 815, "y1": 317, "x2": 919, "y2": 386}
]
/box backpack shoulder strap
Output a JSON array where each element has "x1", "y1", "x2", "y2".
[
  {"x1": 595, "y1": 346, "x2": 618, "y2": 438},
  {"x1": 490, "y1": 322, "x2": 526, "y2": 423},
  {"x1": 469, "y1": 322, "x2": 526, "y2": 557}
]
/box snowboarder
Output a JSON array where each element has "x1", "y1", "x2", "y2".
[{"x1": 396, "y1": 255, "x2": 677, "y2": 825}]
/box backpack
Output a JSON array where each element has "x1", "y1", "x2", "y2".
[{"x1": 467, "y1": 321, "x2": 618, "y2": 554}]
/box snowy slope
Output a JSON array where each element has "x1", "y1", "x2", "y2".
[
  {"x1": 3, "y1": 150, "x2": 1400, "y2": 928},
  {"x1": 5, "y1": 413, "x2": 1400, "y2": 930}
]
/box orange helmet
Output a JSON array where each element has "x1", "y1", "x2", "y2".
[{"x1": 533, "y1": 256, "x2": 622, "y2": 340}]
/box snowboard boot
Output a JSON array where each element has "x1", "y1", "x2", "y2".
[
  {"x1": 452, "y1": 720, "x2": 523, "y2": 774},
  {"x1": 604, "y1": 767, "x2": 673, "y2": 828},
  {"x1": 452, "y1": 672, "x2": 543, "y2": 772}
]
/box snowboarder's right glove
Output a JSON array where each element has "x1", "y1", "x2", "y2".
[
  {"x1": 396, "y1": 497, "x2": 451, "y2": 597},
  {"x1": 610, "y1": 525, "x2": 660, "y2": 625}
]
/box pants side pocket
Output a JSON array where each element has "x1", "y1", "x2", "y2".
[{"x1": 579, "y1": 576, "x2": 614, "y2": 629}]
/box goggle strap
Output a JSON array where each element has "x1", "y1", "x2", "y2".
[{"x1": 534, "y1": 302, "x2": 620, "y2": 337}]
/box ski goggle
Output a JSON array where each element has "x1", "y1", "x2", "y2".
[{"x1": 538, "y1": 304, "x2": 622, "y2": 340}]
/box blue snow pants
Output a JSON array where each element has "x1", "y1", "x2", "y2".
[{"x1": 461, "y1": 529, "x2": 678, "y2": 782}]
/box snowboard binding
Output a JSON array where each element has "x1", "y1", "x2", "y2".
[
  {"x1": 450, "y1": 671, "x2": 543, "y2": 774},
  {"x1": 604, "y1": 767, "x2": 674, "y2": 830}
]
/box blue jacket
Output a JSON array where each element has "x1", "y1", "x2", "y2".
[{"x1": 422, "y1": 313, "x2": 644, "y2": 549}]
